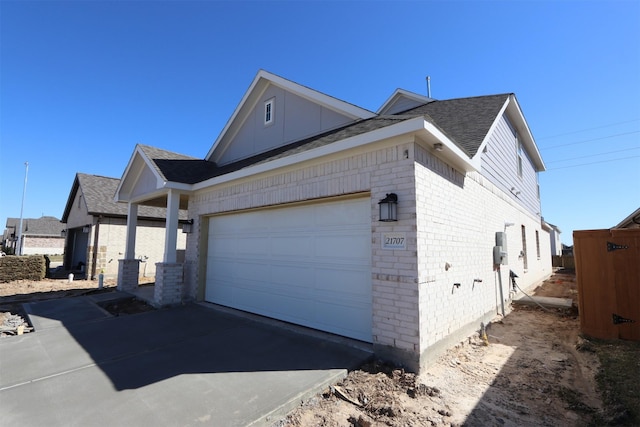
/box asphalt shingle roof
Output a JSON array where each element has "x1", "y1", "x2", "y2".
[
  {"x1": 406, "y1": 94, "x2": 511, "y2": 157},
  {"x1": 5, "y1": 216, "x2": 64, "y2": 236},
  {"x1": 62, "y1": 173, "x2": 187, "y2": 221},
  {"x1": 139, "y1": 94, "x2": 510, "y2": 185}
]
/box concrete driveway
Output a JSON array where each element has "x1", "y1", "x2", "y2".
[{"x1": 0, "y1": 293, "x2": 372, "y2": 426}]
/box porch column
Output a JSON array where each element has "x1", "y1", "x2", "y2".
[
  {"x1": 163, "y1": 189, "x2": 180, "y2": 263},
  {"x1": 154, "y1": 190, "x2": 183, "y2": 306},
  {"x1": 118, "y1": 202, "x2": 140, "y2": 292},
  {"x1": 125, "y1": 202, "x2": 138, "y2": 259}
]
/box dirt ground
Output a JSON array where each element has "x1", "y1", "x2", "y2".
[
  {"x1": 277, "y1": 270, "x2": 604, "y2": 427},
  {"x1": 0, "y1": 271, "x2": 605, "y2": 426},
  {"x1": 0, "y1": 277, "x2": 155, "y2": 336}
]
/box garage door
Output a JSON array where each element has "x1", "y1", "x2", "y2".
[{"x1": 205, "y1": 197, "x2": 372, "y2": 342}]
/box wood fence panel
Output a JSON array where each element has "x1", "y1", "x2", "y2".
[
  {"x1": 611, "y1": 229, "x2": 640, "y2": 341},
  {"x1": 575, "y1": 230, "x2": 617, "y2": 339},
  {"x1": 574, "y1": 229, "x2": 640, "y2": 341}
]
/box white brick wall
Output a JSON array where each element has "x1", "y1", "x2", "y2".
[
  {"x1": 415, "y1": 144, "x2": 551, "y2": 365},
  {"x1": 185, "y1": 136, "x2": 552, "y2": 371}
]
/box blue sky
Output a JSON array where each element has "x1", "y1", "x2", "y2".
[{"x1": 1, "y1": 0, "x2": 639, "y2": 245}]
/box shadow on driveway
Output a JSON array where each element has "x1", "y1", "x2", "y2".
[{"x1": 0, "y1": 296, "x2": 372, "y2": 426}]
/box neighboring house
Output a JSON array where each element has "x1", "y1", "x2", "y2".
[
  {"x1": 2, "y1": 216, "x2": 65, "y2": 255},
  {"x1": 113, "y1": 70, "x2": 552, "y2": 371},
  {"x1": 544, "y1": 221, "x2": 562, "y2": 256},
  {"x1": 61, "y1": 173, "x2": 188, "y2": 280},
  {"x1": 615, "y1": 207, "x2": 640, "y2": 229}
]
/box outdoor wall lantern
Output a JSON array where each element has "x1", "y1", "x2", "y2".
[
  {"x1": 182, "y1": 219, "x2": 194, "y2": 234},
  {"x1": 378, "y1": 193, "x2": 398, "y2": 222},
  {"x1": 82, "y1": 225, "x2": 90, "y2": 233},
  {"x1": 61, "y1": 229, "x2": 66, "y2": 238}
]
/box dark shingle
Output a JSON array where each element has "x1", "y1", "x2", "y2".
[
  {"x1": 139, "y1": 94, "x2": 510, "y2": 185},
  {"x1": 403, "y1": 94, "x2": 511, "y2": 157},
  {"x1": 5, "y1": 216, "x2": 64, "y2": 236},
  {"x1": 75, "y1": 173, "x2": 187, "y2": 220}
]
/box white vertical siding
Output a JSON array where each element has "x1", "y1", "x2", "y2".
[
  {"x1": 217, "y1": 85, "x2": 355, "y2": 165},
  {"x1": 480, "y1": 114, "x2": 542, "y2": 217}
]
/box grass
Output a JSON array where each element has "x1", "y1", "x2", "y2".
[{"x1": 591, "y1": 338, "x2": 640, "y2": 426}]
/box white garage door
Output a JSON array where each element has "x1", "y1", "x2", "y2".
[{"x1": 205, "y1": 197, "x2": 372, "y2": 342}]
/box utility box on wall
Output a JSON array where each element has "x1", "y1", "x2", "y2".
[{"x1": 494, "y1": 232, "x2": 508, "y2": 265}]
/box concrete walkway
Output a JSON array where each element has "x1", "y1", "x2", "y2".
[{"x1": 0, "y1": 294, "x2": 372, "y2": 427}]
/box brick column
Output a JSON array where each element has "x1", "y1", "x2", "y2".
[
  {"x1": 117, "y1": 259, "x2": 140, "y2": 292},
  {"x1": 154, "y1": 262, "x2": 183, "y2": 307}
]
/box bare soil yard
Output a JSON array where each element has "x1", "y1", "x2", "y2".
[{"x1": 277, "y1": 270, "x2": 637, "y2": 427}]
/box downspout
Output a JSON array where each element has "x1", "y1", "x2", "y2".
[{"x1": 90, "y1": 218, "x2": 100, "y2": 280}]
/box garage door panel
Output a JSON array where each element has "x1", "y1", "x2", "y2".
[
  {"x1": 315, "y1": 233, "x2": 371, "y2": 260},
  {"x1": 206, "y1": 197, "x2": 372, "y2": 342},
  {"x1": 208, "y1": 237, "x2": 236, "y2": 256},
  {"x1": 206, "y1": 258, "x2": 235, "y2": 280},
  {"x1": 312, "y1": 302, "x2": 372, "y2": 340},
  {"x1": 315, "y1": 202, "x2": 369, "y2": 226},
  {"x1": 315, "y1": 268, "x2": 371, "y2": 298},
  {"x1": 270, "y1": 235, "x2": 314, "y2": 258},
  {"x1": 271, "y1": 264, "x2": 313, "y2": 289}
]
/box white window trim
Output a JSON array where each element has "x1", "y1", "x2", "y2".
[{"x1": 264, "y1": 97, "x2": 275, "y2": 126}]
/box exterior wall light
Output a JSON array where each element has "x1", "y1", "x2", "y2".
[
  {"x1": 61, "y1": 229, "x2": 67, "y2": 237},
  {"x1": 182, "y1": 219, "x2": 194, "y2": 234},
  {"x1": 378, "y1": 193, "x2": 398, "y2": 222},
  {"x1": 82, "y1": 225, "x2": 90, "y2": 233}
]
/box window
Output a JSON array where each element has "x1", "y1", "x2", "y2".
[
  {"x1": 264, "y1": 98, "x2": 274, "y2": 125},
  {"x1": 521, "y1": 225, "x2": 528, "y2": 271},
  {"x1": 516, "y1": 135, "x2": 523, "y2": 178},
  {"x1": 535, "y1": 230, "x2": 540, "y2": 260}
]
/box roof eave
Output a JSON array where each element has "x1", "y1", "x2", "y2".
[
  {"x1": 194, "y1": 117, "x2": 477, "y2": 191},
  {"x1": 506, "y1": 95, "x2": 546, "y2": 171}
]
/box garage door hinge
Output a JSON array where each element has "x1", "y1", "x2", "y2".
[
  {"x1": 607, "y1": 241, "x2": 629, "y2": 252},
  {"x1": 613, "y1": 313, "x2": 636, "y2": 325}
]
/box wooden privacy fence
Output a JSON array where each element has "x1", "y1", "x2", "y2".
[{"x1": 574, "y1": 228, "x2": 640, "y2": 341}]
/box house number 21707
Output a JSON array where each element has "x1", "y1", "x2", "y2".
[
  {"x1": 382, "y1": 232, "x2": 407, "y2": 250},
  {"x1": 385, "y1": 237, "x2": 405, "y2": 245}
]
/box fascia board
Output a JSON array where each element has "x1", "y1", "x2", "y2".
[
  {"x1": 61, "y1": 174, "x2": 80, "y2": 223},
  {"x1": 205, "y1": 70, "x2": 267, "y2": 161},
  {"x1": 616, "y1": 207, "x2": 640, "y2": 228},
  {"x1": 264, "y1": 71, "x2": 375, "y2": 120},
  {"x1": 114, "y1": 146, "x2": 143, "y2": 202},
  {"x1": 162, "y1": 181, "x2": 193, "y2": 191},
  {"x1": 193, "y1": 117, "x2": 427, "y2": 191},
  {"x1": 472, "y1": 98, "x2": 510, "y2": 164},
  {"x1": 421, "y1": 121, "x2": 478, "y2": 172},
  {"x1": 506, "y1": 96, "x2": 546, "y2": 171},
  {"x1": 123, "y1": 188, "x2": 171, "y2": 206}
]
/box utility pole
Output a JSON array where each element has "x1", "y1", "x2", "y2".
[{"x1": 17, "y1": 161, "x2": 28, "y2": 256}]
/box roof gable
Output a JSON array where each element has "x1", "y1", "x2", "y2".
[
  {"x1": 206, "y1": 70, "x2": 376, "y2": 165},
  {"x1": 377, "y1": 89, "x2": 434, "y2": 115}
]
